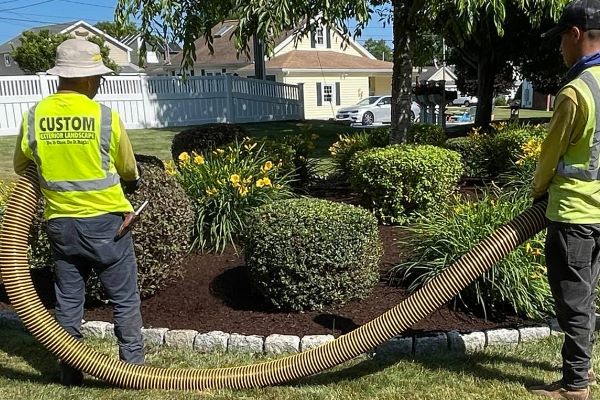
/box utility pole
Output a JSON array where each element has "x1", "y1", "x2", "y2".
[{"x1": 441, "y1": 36, "x2": 446, "y2": 129}]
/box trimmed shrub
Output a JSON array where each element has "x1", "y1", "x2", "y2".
[
  {"x1": 171, "y1": 123, "x2": 247, "y2": 162},
  {"x1": 494, "y1": 96, "x2": 508, "y2": 106},
  {"x1": 349, "y1": 145, "x2": 464, "y2": 224},
  {"x1": 244, "y1": 198, "x2": 382, "y2": 311},
  {"x1": 445, "y1": 136, "x2": 489, "y2": 178},
  {"x1": 445, "y1": 123, "x2": 547, "y2": 180},
  {"x1": 392, "y1": 189, "x2": 552, "y2": 320},
  {"x1": 406, "y1": 123, "x2": 447, "y2": 146},
  {"x1": 329, "y1": 128, "x2": 391, "y2": 177},
  {"x1": 487, "y1": 124, "x2": 547, "y2": 179},
  {"x1": 174, "y1": 138, "x2": 294, "y2": 253},
  {"x1": 27, "y1": 154, "x2": 195, "y2": 301}
]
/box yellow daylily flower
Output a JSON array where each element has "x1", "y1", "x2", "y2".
[
  {"x1": 178, "y1": 152, "x2": 190, "y2": 162},
  {"x1": 230, "y1": 174, "x2": 241, "y2": 187},
  {"x1": 194, "y1": 155, "x2": 205, "y2": 164}
]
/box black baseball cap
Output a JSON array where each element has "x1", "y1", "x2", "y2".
[{"x1": 542, "y1": 0, "x2": 600, "y2": 38}]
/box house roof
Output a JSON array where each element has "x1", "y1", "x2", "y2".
[
  {"x1": 168, "y1": 20, "x2": 299, "y2": 68},
  {"x1": 0, "y1": 20, "x2": 132, "y2": 54},
  {"x1": 414, "y1": 66, "x2": 457, "y2": 82},
  {"x1": 120, "y1": 34, "x2": 182, "y2": 53},
  {"x1": 238, "y1": 50, "x2": 393, "y2": 72}
]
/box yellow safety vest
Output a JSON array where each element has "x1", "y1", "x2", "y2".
[
  {"x1": 21, "y1": 92, "x2": 133, "y2": 220},
  {"x1": 547, "y1": 67, "x2": 600, "y2": 223}
]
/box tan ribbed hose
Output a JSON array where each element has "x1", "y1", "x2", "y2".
[{"x1": 0, "y1": 167, "x2": 548, "y2": 390}]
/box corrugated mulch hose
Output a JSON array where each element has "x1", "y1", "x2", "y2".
[{"x1": 0, "y1": 166, "x2": 548, "y2": 390}]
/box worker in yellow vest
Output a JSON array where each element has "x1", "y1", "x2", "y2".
[
  {"x1": 529, "y1": 1, "x2": 600, "y2": 399},
  {"x1": 13, "y1": 39, "x2": 145, "y2": 386}
]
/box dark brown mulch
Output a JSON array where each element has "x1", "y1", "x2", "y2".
[{"x1": 0, "y1": 183, "x2": 535, "y2": 337}]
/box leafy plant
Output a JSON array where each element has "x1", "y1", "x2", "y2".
[
  {"x1": 392, "y1": 188, "x2": 552, "y2": 320},
  {"x1": 174, "y1": 138, "x2": 295, "y2": 253},
  {"x1": 406, "y1": 123, "x2": 447, "y2": 146},
  {"x1": 349, "y1": 145, "x2": 464, "y2": 224},
  {"x1": 244, "y1": 198, "x2": 382, "y2": 311},
  {"x1": 170, "y1": 124, "x2": 247, "y2": 162},
  {"x1": 329, "y1": 127, "x2": 390, "y2": 177}
]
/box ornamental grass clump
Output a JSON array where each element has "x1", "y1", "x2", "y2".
[
  {"x1": 174, "y1": 138, "x2": 295, "y2": 253},
  {"x1": 349, "y1": 145, "x2": 463, "y2": 224},
  {"x1": 244, "y1": 198, "x2": 382, "y2": 311},
  {"x1": 391, "y1": 189, "x2": 552, "y2": 320}
]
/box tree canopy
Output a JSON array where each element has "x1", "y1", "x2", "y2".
[
  {"x1": 95, "y1": 20, "x2": 139, "y2": 40},
  {"x1": 11, "y1": 30, "x2": 119, "y2": 75},
  {"x1": 363, "y1": 38, "x2": 392, "y2": 61},
  {"x1": 116, "y1": 0, "x2": 570, "y2": 134}
]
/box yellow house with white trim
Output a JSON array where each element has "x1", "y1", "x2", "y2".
[{"x1": 167, "y1": 20, "x2": 394, "y2": 120}]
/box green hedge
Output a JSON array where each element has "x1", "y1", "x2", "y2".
[
  {"x1": 349, "y1": 145, "x2": 464, "y2": 224},
  {"x1": 244, "y1": 198, "x2": 382, "y2": 311}
]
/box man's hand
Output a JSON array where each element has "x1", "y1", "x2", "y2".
[
  {"x1": 121, "y1": 162, "x2": 143, "y2": 194},
  {"x1": 533, "y1": 193, "x2": 549, "y2": 205}
]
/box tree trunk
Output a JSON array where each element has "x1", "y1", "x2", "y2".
[
  {"x1": 390, "y1": 0, "x2": 415, "y2": 144},
  {"x1": 474, "y1": 51, "x2": 496, "y2": 129}
]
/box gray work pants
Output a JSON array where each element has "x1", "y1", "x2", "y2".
[
  {"x1": 546, "y1": 221, "x2": 600, "y2": 390},
  {"x1": 46, "y1": 213, "x2": 144, "y2": 364}
]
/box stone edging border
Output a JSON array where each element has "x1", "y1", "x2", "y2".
[{"x1": 0, "y1": 310, "x2": 583, "y2": 357}]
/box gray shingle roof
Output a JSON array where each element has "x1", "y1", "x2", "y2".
[{"x1": 0, "y1": 21, "x2": 78, "y2": 53}]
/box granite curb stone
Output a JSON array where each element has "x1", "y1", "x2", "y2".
[{"x1": 0, "y1": 313, "x2": 559, "y2": 355}]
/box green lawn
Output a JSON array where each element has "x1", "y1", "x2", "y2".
[
  {"x1": 0, "y1": 115, "x2": 553, "y2": 183},
  {"x1": 0, "y1": 328, "x2": 595, "y2": 399}
]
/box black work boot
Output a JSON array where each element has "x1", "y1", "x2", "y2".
[{"x1": 59, "y1": 362, "x2": 83, "y2": 387}]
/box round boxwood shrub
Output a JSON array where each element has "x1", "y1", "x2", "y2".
[
  {"x1": 406, "y1": 123, "x2": 446, "y2": 146},
  {"x1": 349, "y1": 145, "x2": 464, "y2": 224},
  {"x1": 244, "y1": 198, "x2": 382, "y2": 311},
  {"x1": 171, "y1": 123, "x2": 247, "y2": 162},
  {"x1": 27, "y1": 154, "x2": 194, "y2": 301}
]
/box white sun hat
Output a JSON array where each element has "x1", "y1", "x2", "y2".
[{"x1": 46, "y1": 39, "x2": 114, "y2": 78}]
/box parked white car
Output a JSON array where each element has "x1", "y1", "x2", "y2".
[
  {"x1": 335, "y1": 96, "x2": 421, "y2": 126},
  {"x1": 451, "y1": 94, "x2": 478, "y2": 107}
]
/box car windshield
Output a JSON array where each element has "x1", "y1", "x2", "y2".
[{"x1": 355, "y1": 97, "x2": 381, "y2": 106}]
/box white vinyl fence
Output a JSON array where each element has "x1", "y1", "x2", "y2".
[{"x1": 0, "y1": 74, "x2": 304, "y2": 135}]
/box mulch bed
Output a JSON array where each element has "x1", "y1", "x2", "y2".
[{"x1": 0, "y1": 183, "x2": 534, "y2": 337}]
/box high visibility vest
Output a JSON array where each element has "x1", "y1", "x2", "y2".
[
  {"x1": 21, "y1": 92, "x2": 133, "y2": 220},
  {"x1": 547, "y1": 66, "x2": 600, "y2": 223}
]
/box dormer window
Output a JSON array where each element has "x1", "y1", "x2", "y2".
[
  {"x1": 4, "y1": 54, "x2": 11, "y2": 67},
  {"x1": 315, "y1": 27, "x2": 325, "y2": 47}
]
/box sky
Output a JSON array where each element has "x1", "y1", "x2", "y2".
[{"x1": 0, "y1": 0, "x2": 394, "y2": 46}]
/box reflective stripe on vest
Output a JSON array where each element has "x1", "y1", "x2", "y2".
[
  {"x1": 28, "y1": 104, "x2": 120, "y2": 192},
  {"x1": 557, "y1": 71, "x2": 600, "y2": 180}
]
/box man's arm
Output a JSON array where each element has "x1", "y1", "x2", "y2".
[
  {"x1": 115, "y1": 118, "x2": 139, "y2": 177},
  {"x1": 531, "y1": 88, "x2": 583, "y2": 199},
  {"x1": 13, "y1": 123, "x2": 32, "y2": 175}
]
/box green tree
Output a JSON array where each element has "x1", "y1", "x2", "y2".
[
  {"x1": 11, "y1": 30, "x2": 120, "y2": 75},
  {"x1": 363, "y1": 38, "x2": 392, "y2": 61},
  {"x1": 435, "y1": 0, "x2": 569, "y2": 128},
  {"x1": 95, "y1": 20, "x2": 139, "y2": 40},
  {"x1": 116, "y1": 0, "x2": 567, "y2": 139},
  {"x1": 11, "y1": 30, "x2": 71, "y2": 74}
]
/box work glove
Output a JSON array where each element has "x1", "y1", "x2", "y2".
[
  {"x1": 121, "y1": 163, "x2": 143, "y2": 194},
  {"x1": 532, "y1": 193, "x2": 548, "y2": 205}
]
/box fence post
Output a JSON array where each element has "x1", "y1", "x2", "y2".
[
  {"x1": 37, "y1": 73, "x2": 51, "y2": 99},
  {"x1": 225, "y1": 75, "x2": 235, "y2": 123},
  {"x1": 297, "y1": 83, "x2": 305, "y2": 120},
  {"x1": 139, "y1": 74, "x2": 155, "y2": 128}
]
